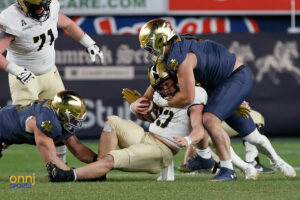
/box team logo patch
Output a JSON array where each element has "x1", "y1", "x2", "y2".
[
  {"x1": 21, "y1": 20, "x2": 27, "y2": 26},
  {"x1": 170, "y1": 59, "x2": 179, "y2": 71},
  {"x1": 41, "y1": 120, "x2": 53, "y2": 132}
]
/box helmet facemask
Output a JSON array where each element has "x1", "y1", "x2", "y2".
[
  {"x1": 59, "y1": 109, "x2": 86, "y2": 134},
  {"x1": 142, "y1": 33, "x2": 167, "y2": 63},
  {"x1": 148, "y1": 61, "x2": 178, "y2": 98},
  {"x1": 18, "y1": 0, "x2": 51, "y2": 22}
]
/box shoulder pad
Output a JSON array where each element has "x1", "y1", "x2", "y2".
[{"x1": 36, "y1": 106, "x2": 62, "y2": 139}]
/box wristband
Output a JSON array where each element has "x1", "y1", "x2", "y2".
[
  {"x1": 79, "y1": 33, "x2": 95, "y2": 48},
  {"x1": 5, "y1": 62, "x2": 24, "y2": 76},
  {"x1": 184, "y1": 136, "x2": 192, "y2": 146}
]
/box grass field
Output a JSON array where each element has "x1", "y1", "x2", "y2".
[{"x1": 1, "y1": 138, "x2": 300, "y2": 200}]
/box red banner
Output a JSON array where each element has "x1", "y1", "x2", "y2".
[{"x1": 169, "y1": 0, "x2": 300, "y2": 14}]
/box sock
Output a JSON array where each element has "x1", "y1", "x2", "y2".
[
  {"x1": 243, "y1": 129, "x2": 279, "y2": 162},
  {"x1": 230, "y1": 147, "x2": 249, "y2": 171},
  {"x1": 244, "y1": 141, "x2": 258, "y2": 163},
  {"x1": 196, "y1": 147, "x2": 211, "y2": 159},
  {"x1": 220, "y1": 160, "x2": 233, "y2": 170},
  {"x1": 56, "y1": 144, "x2": 67, "y2": 163},
  {"x1": 73, "y1": 169, "x2": 77, "y2": 181}
]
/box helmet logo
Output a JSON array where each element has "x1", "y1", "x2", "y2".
[
  {"x1": 41, "y1": 120, "x2": 53, "y2": 132},
  {"x1": 170, "y1": 59, "x2": 179, "y2": 71}
]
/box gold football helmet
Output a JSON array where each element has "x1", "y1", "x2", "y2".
[
  {"x1": 148, "y1": 61, "x2": 171, "y2": 89},
  {"x1": 52, "y1": 90, "x2": 86, "y2": 133},
  {"x1": 18, "y1": 0, "x2": 51, "y2": 22},
  {"x1": 139, "y1": 19, "x2": 176, "y2": 62}
]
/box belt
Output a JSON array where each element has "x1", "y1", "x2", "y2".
[{"x1": 230, "y1": 65, "x2": 246, "y2": 76}]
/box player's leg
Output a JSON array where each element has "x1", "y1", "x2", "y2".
[
  {"x1": 8, "y1": 73, "x2": 39, "y2": 105},
  {"x1": 230, "y1": 147, "x2": 258, "y2": 180},
  {"x1": 243, "y1": 129, "x2": 296, "y2": 177},
  {"x1": 47, "y1": 132, "x2": 173, "y2": 182},
  {"x1": 227, "y1": 114, "x2": 296, "y2": 178},
  {"x1": 243, "y1": 110, "x2": 274, "y2": 173},
  {"x1": 205, "y1": 67, "x2": 254, "y2": 181}
]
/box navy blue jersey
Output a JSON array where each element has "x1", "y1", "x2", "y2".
[
  {"x1": 166, "y1": 34, "x2": 236, "y2": 88},
  {"x1": 0, "y1": 99, "x2": 73, "y2": 145}
]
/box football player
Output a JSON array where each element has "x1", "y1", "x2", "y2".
[
  {"x1": 137, "y1": 19, "x2": 296, "y2": 180},
  {"x1": 0, "y1": 90, "x2": 97, "y2": 170},
  {"x1": 46, "y1": 61, "x2": 258, "y2": 182},
  {"x1": 0, "y1": 0, "x2": 103, "y2": 163}
]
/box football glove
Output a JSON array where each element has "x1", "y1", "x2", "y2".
[
  {"x1": 6, "y1": 62, "x2": 35, "y2": 85},
  {"x1": 80, "y1": 34, "x2": 104, "y2": 64},
  {"x1": 122, "y1": 88, "x2": 142, "y2": 104},
  {"x1": 153, "y1": 91, "x2": 169, "y2": 107},
  {"x1": 234, "y1": 105, "x2": 251, "y2": 119},
  {"x1": 87, "y1": 44, "x2": 104, "y2": 64}
]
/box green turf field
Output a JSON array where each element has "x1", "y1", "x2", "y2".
[{"x1": 1, "y1": 138, "x2": 300, "y2": 200}]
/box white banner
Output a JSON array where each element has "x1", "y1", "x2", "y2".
[
  {"x1": 58, "y1": 0, "x2": 166, "y2": 15},
  {"x1": 0, "y1": 0, "x2": 167, "y2": 15}
]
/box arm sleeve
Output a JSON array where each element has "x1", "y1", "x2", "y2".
[{"x1": 36, "y1": 108, "x2": 62, "y2": 140}]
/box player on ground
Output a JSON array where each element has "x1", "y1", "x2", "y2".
[
  {"x1": 0, "y1": 90, "x2": 97, "y2": 170},
  {"x1": 137, "y1": 19, "x2": 296, "y2": 180},
  {"x1": 0, "y1": 0, "x2": 103, "y2": 163}
]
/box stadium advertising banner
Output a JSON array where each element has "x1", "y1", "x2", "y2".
[
  {"x1": 0, "y1": 34, "x2": 300, "y2": 138},
  {"x1": 0, "y1": 0, "x2": 167, "y2": 15},
  {"x1": 169, "y1": 0, "x2": 300, "y2": 15}
]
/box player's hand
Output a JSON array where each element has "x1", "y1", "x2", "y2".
[
  {"x1": 87, "y1": 44, "x2": 104, "y2": 64},
  {"x1": 122, "y1": 88, "x2": 142, "y2": 104},
  {"x1": 130, "y1": 97, "x2": 150, "y2": 115},
  {"x1": 16, "y1": 69, "x2": 36, "y2": 85},
  {"x1": 153, "y1": 92, "x2": 168, "y2": 107},
  {"x1": 173, "y1": 136, "x2": 188, "y2": 147},
  {"x1": 234, "y1": 105, "x2": 251, "y2": 118}
]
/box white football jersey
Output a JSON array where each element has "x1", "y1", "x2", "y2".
[
  {"x1": 149, "y1": 86, "x2": 208, "y2": 148},
  {"x1": 0, "y1": 1, "x2": 59, "y2": 74}
]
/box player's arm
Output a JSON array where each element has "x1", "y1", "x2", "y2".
[
  {"x1": 0, "y1": 26, "x2": 35, "y2": 84},
  {"x1": 27, "y1": 117, "x2": 70, "y2": 170},
  {"x1": 168, "y1": 53, "x2": 196, "y2": 108},
  {"x1": 0, "y1": 28, "x2": 13, "y2": 71},
  {"x1": 57, "y1": 12, "x2": 103, "y2": 63},
  {"x1": 173, "y1": 104, "x2": 205, "y2": 146},
  {"x1": 57, "y1": 12, "x2": 84, "y2": 41},
  {"x1": 64, "y1": 135, "x2": 97, "y2": 164}
]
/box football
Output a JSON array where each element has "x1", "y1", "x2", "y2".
[{"x1": 141, "y1": 100, "x2": 160, "y2": 122}]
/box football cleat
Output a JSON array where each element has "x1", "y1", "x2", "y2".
[
  {"x1": 250, "y1": 157, "x2": 275, "y2": 174},
  {"x1": 271, "y1": 157, "x2": 296, "y2": 178},
  {"x1": 178, "y1": 155, "x2": 215, "y2": 173},
  {"x1": 243, "y1": 164, "x2": 259, "y2": 180},
  {"x1": 46, "y1": 162, "x2": 75, "y2": 182},
  {"x1": 210, "y1": 167, "x2": 237, "y2": 182}
]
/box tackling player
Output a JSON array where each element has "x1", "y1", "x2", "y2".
[
  {"x1": 0, "y1": 90, "x2": 97, "y2": 170},
  {"x1": 137, "y1": 19, "x2": 296, "y2": 180},
  {"x1": 0, "y1": 0, "x2": 103, "y2": 163}
]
